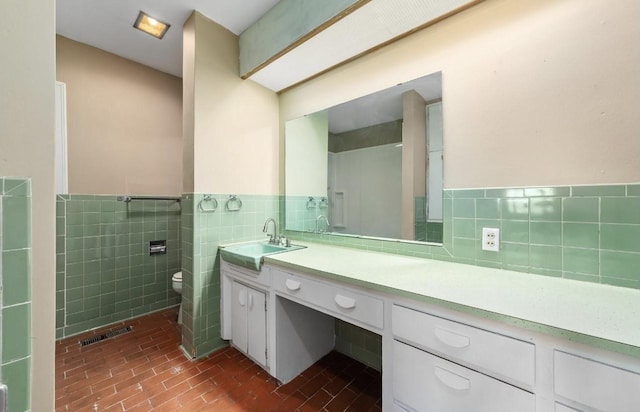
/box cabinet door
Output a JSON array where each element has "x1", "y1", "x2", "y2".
[
  {"x1": 247, "y1": 288, "x2": 267, "y2": 366},
  {"x1": 393, "y1": 402, "x2": 410, "y2": 411},
  {"x1": 554, "y1": 350, "x2": 640, "y2": 411},
  {"x1": 555, "y1": 403, "x2": 581, "y2": 412},
  {"x1": 231, "y1": 281, "x2": 248, "y2": 353},
  {"x1": 393, "y1": 341, "x2": 534, "y2": 412}
]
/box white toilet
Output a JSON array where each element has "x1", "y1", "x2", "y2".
[{"x1": 172, "y1": 271, "x2": 183, "y2": 324}]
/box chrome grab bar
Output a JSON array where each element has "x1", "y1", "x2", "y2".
[{"x1": 117, "y1": 195, "x2": 181, "y2": 203}]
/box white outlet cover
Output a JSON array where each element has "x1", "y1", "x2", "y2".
[{"x1": 482, "y1": 227, "x2": 500, "y2": 252}]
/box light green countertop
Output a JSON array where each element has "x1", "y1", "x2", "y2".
[{"x1": 264, "y1": 242, "x2": 640, "y2": 356}]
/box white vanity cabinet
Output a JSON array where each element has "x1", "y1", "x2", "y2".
[
  {"x1": 389, "y1": 301, "x2": 640, "y2": 412},
  {"x1": 219, "y1": 247, "x2": 640, "y2": 412},
  {"x1": 391, "y1": 304, "x2": 535, "y2": 412},
  {"x1": 231, "y1": 281, "x2": 267, "y2": 367},
  {"x1": 221, "y1": 260, "x2": 271, "y2": 370}
]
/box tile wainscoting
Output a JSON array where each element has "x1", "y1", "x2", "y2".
[
  {"x1": 55, "y1": 195, "x2": 181, "y2": 338},
  {"x1": 1, "y1": 177, "x2": 32, "y2": 412},
  {"x1": 55, "y1": 184, "x2": 638, "y2": 375},
  {"x1": 288, "y1": 184, "x2": 640, "y2": 290},
  {"x1": 181, "y1": 193, "x2": 280, "y2": 358},
  {"x1": 181, "y1": 192, "x2": 383, "y2": 368}
]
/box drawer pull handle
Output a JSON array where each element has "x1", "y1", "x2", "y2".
[
  {"x1": 285, "y1": 279, "x2": 301, "y2": 291},
  {"x1": 238, "y1": 289, "x2": 246, "y2": 307},
  {"x1": 434, "y1": 327, "x2": 470, "y2": 348},
  {"x1": 334, "y1": 294, "x2": 356, "y2": 309},
  {"x1": 434, "y1": 366, "x2": 471, "y2": 391}
]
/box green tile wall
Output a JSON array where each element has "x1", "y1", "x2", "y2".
[
  {"x1": 284, "y1": 195, "x2": 328, "y2": 233},
  {"x1": 55, "y1": 195, "x2": 181, "y2": 338},
  {"x1": 334, "y1": 320, "x2": 381, "y2": 371},
  {"x1": 182, "y1": 193, "x2": 280, "y2": 358},
  {"x1": 414, "y1": 196, "x2": 427, "y2": 242},
  {"x1": 288, "y1": 183, "x2": 640, "y2": 366},
  {"x1": 289, "y1": 183, "x2": 640, "y2": 288},
  {"x1": 181, "y1": 185, "x2": 639, "y2": 371},
  {"x1": 180, "y1": 195, "x2": 195, "y2": 356},
  {"x1": 1, "y1": 177, "x2": 32, "y2": 412},
  {"x1": 446, "y1": 184, "x2": 640, "y2": 287},
  {"x1": 425, "y1": 222, "x2": 443, "y2": 243}
]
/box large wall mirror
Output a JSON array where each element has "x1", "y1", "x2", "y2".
[{"x1": 285, "y1": 71, "x2": 443, "y2": 245}]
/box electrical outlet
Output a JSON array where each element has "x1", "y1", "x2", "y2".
[{"x1": 482, "y1": 227, "x2": 500, "y2": 252}]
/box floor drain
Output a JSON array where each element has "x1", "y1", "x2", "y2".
[{"x1": 79, "y1": 326, "x2": 133, "y2": 347}]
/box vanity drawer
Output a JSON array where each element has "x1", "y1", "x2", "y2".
[
  {"x1": 273, "y1": 269, "x2": 383, "y2": 330},
  {"x1": 221, "y1": 260, "x2": 271, "y2": 287},
  {"x1": 554, "y1": 350, "x2": 640, "y2": 411},
  {"x1": 392, "y1": 304, "x2": 535, "y2": 387},
  {"x1": 393, "y1": 340, "x2": 535, "y2": 412}
]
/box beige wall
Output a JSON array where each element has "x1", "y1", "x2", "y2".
[
  {"x1": 280, "y1": 0, "x2": 640, "y2": 189},
  {"x1": 185, "y1": 12, "x2": 279, "y2": 195},
  {"x1": 183, "y1": 17, "x2": 196, "y2": 193},
  {"x1": 0, "y1": 1, "x2": 56, "y2": 411},
  {"x1": 56, "y1": 36, "x2": 183, "y2": 196}
]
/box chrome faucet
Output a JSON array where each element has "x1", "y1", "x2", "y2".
[
  {"x1": 263, "y1": 218, "x2": 278, "y2": 243},
  {"x1": 315, "y1": 215, "x2": 330, "y2": 233}
]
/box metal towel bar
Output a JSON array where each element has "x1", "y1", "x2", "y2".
[
  {"x1": 306, "y1": 196, "x2": 317, "y2": 209},
  {"x1": 117, "y1": 195, "x2": 181, "y2": 203},
  {"x1": 225, "y1": 195, "x2": 243, "y2": 211},
  {"x1": 198, "y1": 194, "x2": 218, "y2": 212}
]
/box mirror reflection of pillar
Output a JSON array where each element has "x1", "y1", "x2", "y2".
[{"x1": 401, "y1": 90, "x2": 427, "y2": 241}]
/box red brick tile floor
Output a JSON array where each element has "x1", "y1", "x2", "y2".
[{"x1": 55, "y1": 307, "x2": 382, "y2": 411}]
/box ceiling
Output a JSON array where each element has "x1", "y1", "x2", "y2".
[
  {"x1": 56, "y1": 0, "x2": 279, "y2": 78},
  {"x1": 57, "y1": 0, "x2": 444, "y2": 132},
  {"x1": 57, "y1": 1, "x2": 478, "y2": 92},
  {"x1": 328, "y1": 72, "x2": 442, "y2": 134}
]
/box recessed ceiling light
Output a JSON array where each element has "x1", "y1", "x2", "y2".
[{"x1": 133, "y1": 11, "x2": 170, "y2": 39}]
